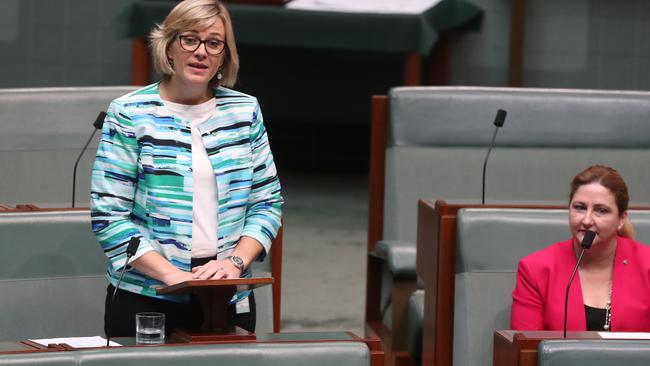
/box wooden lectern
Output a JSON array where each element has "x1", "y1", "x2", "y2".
[{"x1": 157, "y1": 277, "x2": 273, "y2": 342}]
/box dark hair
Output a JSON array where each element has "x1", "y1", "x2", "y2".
[{"x1": 569, "y1": 165, "x2": 629, "y2": 215}]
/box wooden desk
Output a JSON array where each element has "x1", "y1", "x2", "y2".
[
  {"x1": 493, "y1": 330, "x2": 618, "y2": 366},
  {"x1": 0, "y1": 341, "x2": 44, "y2": 354}
]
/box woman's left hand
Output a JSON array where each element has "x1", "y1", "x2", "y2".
[{"x1": 191, "y1": 259, "x2": 241, "y2": 280}]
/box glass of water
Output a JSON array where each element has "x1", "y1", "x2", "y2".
[{"x1": 135, "y1": 312, "x2": 165, "y2": 345}]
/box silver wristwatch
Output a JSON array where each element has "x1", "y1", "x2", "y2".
[{"x1": 226, "y1": 255, "x2": 245, "y2": 271}]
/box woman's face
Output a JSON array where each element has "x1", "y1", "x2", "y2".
[
  {"x1": 167, "y1": 18, "x2": 225, "y2": 89},
  {"x1": 569, "y1": 182, "x2": 626, "y2": 249}
]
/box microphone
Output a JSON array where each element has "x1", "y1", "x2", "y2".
[
  {"x1": 481, "y1": 109, "x2": 507, "y2": 205},
  {"x1": 562, "y1": 230, "x2": 596, "y2": 338},
  {"x1": 72, "y1": 112, "x2": 107, "y2": 207},
  {"x1": 106, "y1": 237, "x2": 141, "y2": 347}
]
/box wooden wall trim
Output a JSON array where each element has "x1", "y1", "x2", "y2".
[{"x1": 365, "y1": 95, "x2": 388, "y2": 324}]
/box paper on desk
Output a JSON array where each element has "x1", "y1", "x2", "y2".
[
  {"x1": 29, "y1": 336, "x2": 121, "y2": 348},
  {"x1": 285, "y1": 0, "x2": 443, "y2": 14},
  {"x1": 598, "y1": 332, "x2": 650, "y2": 340}
]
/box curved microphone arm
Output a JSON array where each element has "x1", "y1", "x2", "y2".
[
  {"x1": 481, "y1": 109, "x2": 507, "y2": 205},
  {"x1": 562, "y1": 230, "x2": 596, "y2": 338},
  {"x1": 71, "y1": 111, "x2": 106, "y2": 207},
  {"x1": 481, "y1": 127, "x2": 499, "y2": 205}
]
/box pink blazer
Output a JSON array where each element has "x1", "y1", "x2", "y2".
[{"x1": 511, "y1": 236, "x2": 650, "y2": 331}]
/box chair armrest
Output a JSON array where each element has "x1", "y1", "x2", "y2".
[{"x1": 370, "y1": 240, "x2": 417, "y2": 279}]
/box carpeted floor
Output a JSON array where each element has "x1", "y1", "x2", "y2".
[{"x1": 277, "y1": 172, "x2": 368, "y2": 335}]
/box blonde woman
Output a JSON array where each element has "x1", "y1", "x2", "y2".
[{"x1": 91, "y1": 0, "x2": 282, "y2": 336}]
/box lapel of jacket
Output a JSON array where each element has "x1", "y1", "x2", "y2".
[{"x1": 610, "y1": 236, "x2": 630, "y2": 331}]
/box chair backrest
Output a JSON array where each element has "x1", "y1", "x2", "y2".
[
  {"x1": 0, "y1": 209, "x2": 106, "y2": 340},
  {"x1": 538, "y1": 339, "x2": 650, "y2": 366},
  {"x1": 0, "y1": 86, "x2": 137, "y2": 206},
  {"x1": 0, "y1": 341, "x2": 370, "y2": 366},
  {"x1": 382, "y1": 86, "x2": 650, "y2": 245},
  {"x1": 452, "y1": 207, "x2": 650, "y2": 366}
]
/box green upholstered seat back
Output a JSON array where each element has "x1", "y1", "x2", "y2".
[
  {"x1": 0, "y1": 342, "x2": 370, "y2": 366},
  {"x1": 0, "y1": 352, "x2": 76, "y2": 366},
  {"x1": 538, "y1": 340, "x2": 650, "y2": 366},
  {"x1": 0, "y1": 86, "x2": 137, "y2": 206},
  {"x1": 0, "y1": 210, "x2": 105, "y2": 340},
  {"x1": 383, "y1": 86, "x2": 650, "y2": 244}
]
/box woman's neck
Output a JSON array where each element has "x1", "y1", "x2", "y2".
[{"x1": 160, "y1": 78, "x2": 212, "y2": 105}]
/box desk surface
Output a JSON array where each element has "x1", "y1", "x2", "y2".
[
  {"x1": 0, "y1": 331, "x2": 363, "y2": 354},
  {"x1": 0, "y1": 342, "x2": 33, "y2": 353},
  {"x1": 119, "y1": 0, "x2": 482, "y2": 55}
]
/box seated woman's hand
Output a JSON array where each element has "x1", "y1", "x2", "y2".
[{"x1": 191, "y1": 259, "x2": 242, "y2": 280}]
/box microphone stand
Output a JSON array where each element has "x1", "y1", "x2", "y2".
[
  {"x1": 106, "y1": 237, "x2": 140, "y2": 347},
  {"x1": 72, "y1": 112, "x2": 106, "y2": 207},
  {"x1": 481, "y1": 109, "x2": 507, "y2": 205},
  {"x1": 562, "y1": 230, "x2": 596, "y2": 338}
]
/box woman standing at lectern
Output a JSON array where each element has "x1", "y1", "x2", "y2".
[
  {"x1": 511, "y1": 165, "x2": 650, "y2": 331},
  {"x1": 90, "y1": 0, "x2": 283, "y2": 336}
]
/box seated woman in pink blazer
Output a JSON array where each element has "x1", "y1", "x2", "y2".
[{"x1": 511, "y1": 164, "x2": 650, "y2": 331}]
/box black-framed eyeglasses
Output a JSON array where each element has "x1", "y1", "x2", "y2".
[{"x1": 178, "y1": 35, "x2": 226, "y2": 55}]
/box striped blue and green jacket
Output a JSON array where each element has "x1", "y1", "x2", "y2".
[{"x1": 90, "y1": 83, "x2": 283, "y2": 300}]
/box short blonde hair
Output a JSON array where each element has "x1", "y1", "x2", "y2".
[{"x1": 149, "y1": 0, "x2": 239, "y2": 88}]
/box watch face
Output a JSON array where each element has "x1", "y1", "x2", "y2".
[{"x1": 230, "y1": 256, "x2": 244, "y2": 268}]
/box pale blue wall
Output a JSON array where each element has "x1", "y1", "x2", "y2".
[
  {"x1": 449, "y1": 0, "x2": 650, "y2": 90},
  {"x1": 0, "y1": 0, "x2": 647, "y2": 91},
  {"x1": 0, "y1": 0, "x2": 134, "y2": 87}
]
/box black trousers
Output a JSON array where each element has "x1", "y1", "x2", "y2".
[{"x1": 104, "y1": 258, "x2": 256, "y2": 337}]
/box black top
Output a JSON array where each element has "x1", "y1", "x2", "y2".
[{"x1": 585, "y1": 304, "x2": 607, "y2": 331}]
